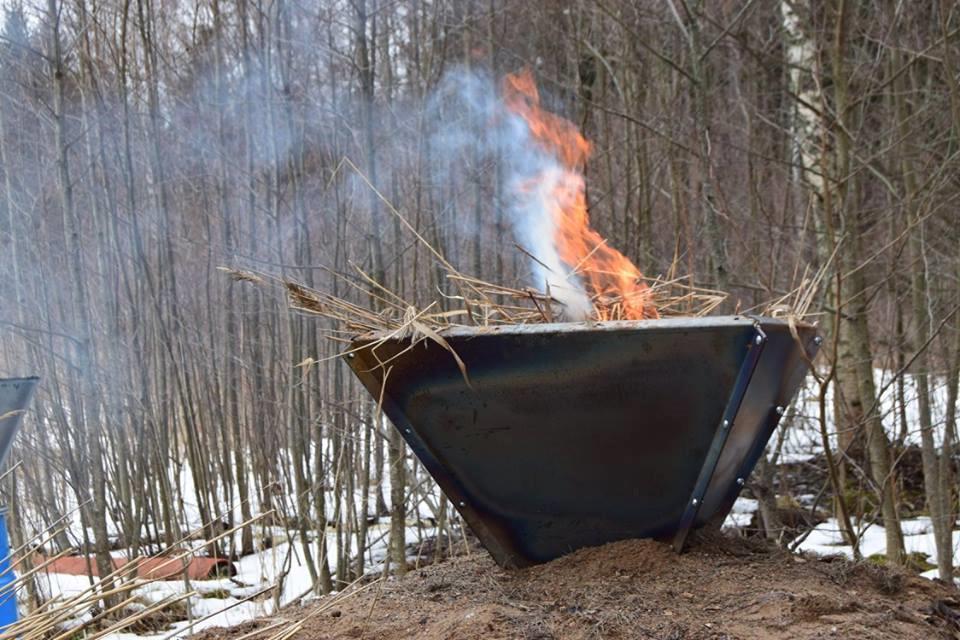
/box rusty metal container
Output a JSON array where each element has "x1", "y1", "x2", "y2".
[{"x1": 345, "y1": 317, "x2": 818, "y2": 568}]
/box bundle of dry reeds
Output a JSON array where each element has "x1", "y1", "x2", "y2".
[{"x1": 220, "y1": 240, "x2": 727, "y2": 336}]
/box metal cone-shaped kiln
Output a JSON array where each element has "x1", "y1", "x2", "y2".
[{"x1": 345, "y1": 317, "x2": 818, "y2": 568}]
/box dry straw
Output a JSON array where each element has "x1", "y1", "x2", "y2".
[
  {"x1": 1, "y1": 509, "x2": 274, "y2": 640},
  {"x1": 219, "y1": 169, "x2": 733, "y2": 340},
  {"x1": 220, "y1": 157, "x2": 829, "y2": 373}
]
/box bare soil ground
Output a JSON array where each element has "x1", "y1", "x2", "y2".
[{"x1": 199, "y1": 533, "x2": 960, "y2": 640}]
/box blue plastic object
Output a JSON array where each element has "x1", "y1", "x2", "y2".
[
  {"x1": 0, "y1": 377, "x2": 41, "y2": 629},
  {"x1": 0, "y1": 508, "x2": 17, "y2": 629}
]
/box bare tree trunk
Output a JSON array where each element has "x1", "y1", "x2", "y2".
[
  {"x1": 672, "y1": 0, "x2": 727, "y2": 295},
  {"x1": 895, "y1": 51, "x2": 951, "y2": 579},
  {"x1": 47, "y1": 0, "x2": 116, "y2": 601},
  {"x1": 826, "y1": 0, "x2": 903, "y2": 564}
]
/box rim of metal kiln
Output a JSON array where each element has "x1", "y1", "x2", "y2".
[{"x1": 354, "y1": 314, "x2": 815, "y2": 341}]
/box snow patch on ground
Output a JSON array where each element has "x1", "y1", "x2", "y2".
[
  {"x1": 31, "y1": 522, "x2": 436, "y2": 639},
  {"x1": 723, "y1": 497, "x2": 759, "y2": 529},
  {"x1": 795, "y1": 517, "x2": 960, "y2": 567}
]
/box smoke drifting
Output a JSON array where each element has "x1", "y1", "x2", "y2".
[
  {"x1": 428, "y1": 68, "x2": 595, "y2": 318},
  {"x1": 428, "y1": 67, "x2": 657, "y2": 321}
]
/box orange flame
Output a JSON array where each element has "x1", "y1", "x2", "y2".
[{"x1": 501, "y1": 70, "x2": 658, "y2": 321}]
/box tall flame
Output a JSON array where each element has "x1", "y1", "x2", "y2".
[{"x1": 501, "y1": 70, "x2": 658, "y2": 321}]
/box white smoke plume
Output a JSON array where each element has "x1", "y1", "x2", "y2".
[{"x1": 428, "y1": 68, "x2": 594, "y2": 319}]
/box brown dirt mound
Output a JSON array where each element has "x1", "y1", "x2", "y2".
[{"x1": 198, "y1": 534, "x2": 960, "y2": 640}]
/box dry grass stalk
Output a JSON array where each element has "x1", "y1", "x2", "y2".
[
  {"x1": 260, "y1": 576, "x2": 383, "y2": 640},
  {"x1": 0, "y1": 509, "x2": 274, "y2": 640}
]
